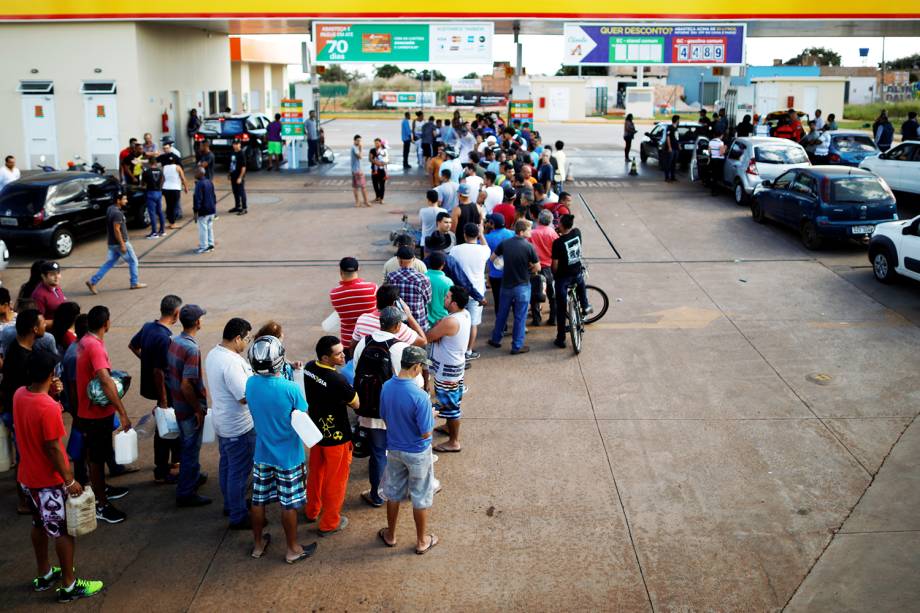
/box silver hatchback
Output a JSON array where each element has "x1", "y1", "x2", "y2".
[{"x1": 717, "y1": 137, "x2": 811, "y2": 204}]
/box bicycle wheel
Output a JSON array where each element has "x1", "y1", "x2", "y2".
[
  {"x1": 583, "y1": 285, "x2": 610, "y2": 325},
  {"x1": 568, "y1": 293, "x2": 583, "y2": 354}
]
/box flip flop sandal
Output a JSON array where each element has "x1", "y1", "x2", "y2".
[
  {"x1": 432, "y1": 444, "x2": 461, "y2": 453},
  {"x1": 250, "y1": 533, "x2": 271, "y2": 559},
  {"x1": 378, "y1": 528, "x2": 397, "y2": 548},
  {"x1": 415, "y1": 534, "x2": 439, "y2": 555},
  {"x1": 285, "y1": 542, "x2": 318, "y2": 564}
]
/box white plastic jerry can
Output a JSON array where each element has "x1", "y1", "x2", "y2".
[
  {"x1": 66, "y1": 485, "x2": 98, "y2": 537},
  {"x1": 0, "y1": 421, "x2": 12, "y2": 472},
  {"x1": 291, "y1": 410, "x2": 323, "y2": 448},
  {"x1": 113, "y1": 429, "x2": 138, "y2": 465},
  {"x1": 202, "y1": 409, "x2": 216, "y2": 444}
]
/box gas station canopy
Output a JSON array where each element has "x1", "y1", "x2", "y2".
[{"x1": 2, "y1": 1, "x2": 920, "y2": 37}]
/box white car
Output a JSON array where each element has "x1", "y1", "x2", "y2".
[
  {"x1": 0, "y1": 239, "x2": 8, "y2": 271},
  {"x1": 868, "y1": 215, "x2": 920, "y2": 284},
  {"x1": 718, "y1": 137, "x2": 811, "y2": 204},
  {"x1": 859, "y1": 140, "x2": 920, "y2": 195}
]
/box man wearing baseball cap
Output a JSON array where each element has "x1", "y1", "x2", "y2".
[
  {"x1": 31, "y1": 261, "x2": 67, "y2": 325},
  {"x1": 329, "y1": 257, "x2": 377, "y2": 351},
  {"x1": 377, "y1": 345, "x2": 439, "y2": 554},
  {"x1": 167, "y1": 304, "x2": 211, "y2": 507}
]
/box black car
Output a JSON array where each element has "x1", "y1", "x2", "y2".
[
  {"x1": 640, "y1": 122, "x2": 704, "y2": 167},
  {"x1": 193, "y1": 113, "x2": 271, "y2": 170},
  {"x1": 0, "y1": 173, "x2": 148, "y2": 258}
]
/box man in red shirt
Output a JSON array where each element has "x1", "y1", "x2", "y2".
[
  {"x1": 14, "y1": 350, "x2": 104, "y2": 602},
  {"x1": 76, "y1": 305, "x2": 132, "y2": 524},
  {"x1": 545, "y1": 191, "x2": 572, "y2": 228},
  {"x1": 528, "y1": 209, "x2": 559, "y2": 326},
  {"x1": 329, "y1": 257, "x2": 377, "y2": 353},
  {"x1": 491, "y1": 186, "x2": 519, "y2": 241},
  {"x1": 30, "y1": 261, "x2": 67, "y2": 325}
]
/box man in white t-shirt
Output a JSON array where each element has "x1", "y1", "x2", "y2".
[
  {"x1": 0, "y1": 155, "x2": 21, "y2": 192},
  {"x1": 352, "y1": 306, "x2": 426, "y2": 507},
  {"x1": 435, "y1": 168, "x2": 460, "y2": 212},
  {"x1": 203, "y1": 317, "x2": 255, "y2": 530},
  {"x1": 351, "y1": 284, "x2": 427, "y2": 351},
  {"x1": 461, "y1": 165, "x2": 483, "y2": 201},
  {"x1": 419, "y1": 189, "x2": 448, "y2": 253},
  {"x1": 478, "y1": 170, "x2": 504, "y2": 214},
  {"x1": 449, "y1": 223, "x2": 491, "y2": 361}
]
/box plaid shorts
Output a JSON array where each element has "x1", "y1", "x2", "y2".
[
  {"x1": 434, "y1": 379, "x2": 463, "y2": 420},
  {"x1": 23, "y1": 485, "x2": 67, "y2": 538},
  {"x1": 251, "y1": 463, "x2": 306, "y2": 510}
]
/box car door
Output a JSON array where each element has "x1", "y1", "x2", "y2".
[
  {"x1": 890, "y1": 143, "x2": 917, "y2": 193},
  {"x1": 78, "y1": 176, "x2": 116, "y2": 233},
  {"x1": 788, "y1": 173, "x2": 819, "y2": 227},
  {"x1": 723, "y1": 141, "x2": 746, "y2": 185},
  {"x1": 45, "y1": 179, "x2": 95, "y2": 234},
  {"x1": 762, "y1": 170, "x2": 795, "y2": 222},
  {"x1": 898, "y1": 216, "x2": 920, "y2": 281}
]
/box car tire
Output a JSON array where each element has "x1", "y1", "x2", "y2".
[
  {"x1": 640, "y1": 149, "x2": 648, "y2": 164},
  {"x1": 870, "y1": 246, "x2": 898, "y2": 284},
  {"x1": 248, "y1": 147, "x2": 264, "y2": 171},
  {"x1": 751, "y1": 200, "x2": 766, "y2": 223},
  {"x1": 733, "y1": 179, "x2": 748, "y2": 205},
  {"x1": 800, "y1": 221, "x2": 823, "y2": 250},
  {"x1": 50, "y1": 227, "x2": 74, "y2": 258}
]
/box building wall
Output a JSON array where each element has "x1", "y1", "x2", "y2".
[
  {"x1": 0, "y1": 22, "x2": 140, "y2": 169},
  {"x1": 528, "y1": 79, "x2": 586, "y2": 122},
  {"x1": 0, "y1": 22, "x2": 229, "y2": 169},
  {"x1": 846, "y1": 76, "x2": 877, "y2": 105},
  {"x1": 752, "y1": 78, "x2": 845, "y2": 119}
]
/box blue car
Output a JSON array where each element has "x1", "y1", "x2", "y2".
[
  {"x1": 750, "y1": 166, "x2": 898, "y2": 250},
  {"x1": 805, "y1": 130, "x2": 880, "y2": 167}
]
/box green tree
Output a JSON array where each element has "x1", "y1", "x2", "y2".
[
  {"x1": 321, "y1": 65, "x2": 352, "y2": 82},
  {"x1": 555, "y1": 65, "x2": 608, "y2": 76},
  {"x1": 784, "y1": 47, "x2": 842, "y2": 66},
  {"x1": 415, "y1": 69, "x2": 447, "y2": 82},
  {"x1": 883, "y1": 53, "x2": 920, "y2": 70},
  {"x1": 374, "y1": 64, "x2": 403, "y2": 79},
  {"x1": 463, "y1": 72, "x2": 480, "y2": 79}
]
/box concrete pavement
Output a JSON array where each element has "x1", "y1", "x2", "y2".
[{"x1": 0, "y1": 158, "x2": 917, "y2": 611}]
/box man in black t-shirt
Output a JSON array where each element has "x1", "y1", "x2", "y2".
[
  {"x1": 303, "y1": 335, "x2": 359, "y2": 536},
  {"x1": 86, "y1": 193, "x2": 147, "y2": 294},
  {"x1": 487, "y1": 219, "x2": 539, "y2": 355},
  {"x1": 141, "y1": 157, "x2": 165, "y2": 238},
  {"x1": 552, "y1": 214, "x2": 589, "y2": 348},
  {"x1": 227, "y1": 140, "x2": 247, "y2": 215}
]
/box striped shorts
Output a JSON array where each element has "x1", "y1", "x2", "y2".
[
  {"x1": 434, "y1": 378, "x2": 463, "y2": 420},
  {"x1": 251, "y1": 463, "x2": 306, "y2": 510}
]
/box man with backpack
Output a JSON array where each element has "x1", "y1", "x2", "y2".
[{"x1": 352, "y1": 306, "x2": 422, "y2": 507}]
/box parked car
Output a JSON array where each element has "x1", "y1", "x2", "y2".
[
  {"x1": 0, "y1": 240, "x2": 8, "y2": 271},
  {"x1": 193, "y1": 113, "x2": 271, "y2": 170},
  {"x1": 805, "y1": 130, "x2": 880, "y2": 167},
  {"x1": 751, "y1": 166, "x2": 898, "y2": 250},
  {"x1": 639, "y1": 122, "x2": 703, "y2": 167},
  {"x1": 868, "y1": 214, "x2": 920, "y2": 283},
  {"x1": 859, "y1": 140, "x2": 920, "y2": 196},
  {"x1": 715, "y1": 137, "x2": 811, "y2": 204},
  {"x1": 0, "y1": 172, "x2": 148, "y2": 258}
]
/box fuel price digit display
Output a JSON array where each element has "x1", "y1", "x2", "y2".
[{"x1": 673, "y1": 37, "x2": 726, "y2": 64}]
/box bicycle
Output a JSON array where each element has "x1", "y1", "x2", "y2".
[{"x1": 565, "y1": 264, "x2": 609, "y2": 355}]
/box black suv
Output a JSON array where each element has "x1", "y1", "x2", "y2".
[
  {"x1": 0, "y1": 173, "x2": 149, "y2": 258},
  {"x1": 194, "y1": 113, "x2": 271, "y2": 170}
]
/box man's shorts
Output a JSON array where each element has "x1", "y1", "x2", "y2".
[
  {"x1": 465, "y1": 300, "x2": 483, "y2": 326},
  {"x1": 434, "y1": 379, "x2": 463, "y2": 420},
  {"x1": 78, "y1": 415, "x2": 115, "y2": 465},
  {"x1": 23, "y1": 485, "x2": 67, "y2": 538},
  {"x1": 352, "y1": 172, "x2": 366, "y2": 188},
  {"x1": 421, "y1": 143, "x2": 434, "y2": 158},
  {"x1": 267, "y1": 141, "x2": 283, "y2": 155},
  {"x1": 251, "y1": 463, "x2": 306, "y2": 510},
  {"x1": 381, "y1": 449, "x2": 434, "y2": 509}
]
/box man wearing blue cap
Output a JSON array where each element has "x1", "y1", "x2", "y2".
[{"x1": 450, "y1": 183, "x2": 482, "y2": 236}]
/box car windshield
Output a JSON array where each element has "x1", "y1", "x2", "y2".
[
  {"x1": 831, "y1": 177, "x2": 889, "y2": 202},
  {"x1": 677, "y1": 127, "x2": 698, "y2": 139},
  {"x1": 202, "y1": 119, "x2": 245, "y2": 135},
  {"x1": 833, "y1": 135, "x2": 877, "y2": 153},
  {"x1": 754, "y1": 145, "x2": 808, "y2": 164},
  {"x1": 0, "y1": 185, "x2": 48, "y2": 214}
]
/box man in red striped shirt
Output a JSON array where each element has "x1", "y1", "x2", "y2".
[{"x1": 329, "y1": 257, "x2": 377, "y2": 352}]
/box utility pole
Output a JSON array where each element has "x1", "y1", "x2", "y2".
[{"x1": 880, "y1": 37, "x2": 887, "y2": 103}]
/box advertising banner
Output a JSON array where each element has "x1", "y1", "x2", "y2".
[
  {"x1": 315, "y1": 22, "x2": 492, "y2": 64},
  {"x1": 280, "y1": 99, "x2": 304, "y2": 138},
  {"x1": 372, "y1": 91, "x2": 437, "y2": 108},
  {"x1": 564, "y1": 23, "x2": 746, "y2": 66},
  {"x1": 509, "y1": 100, "x2": 534, "y2": 121},
  {"x1": 447, "y1": 92, "x2": 510, "y2": 107}
]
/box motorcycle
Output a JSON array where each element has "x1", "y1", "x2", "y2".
[{"x1": 66, "y1": 155, "x2": 106, "y2": 174}]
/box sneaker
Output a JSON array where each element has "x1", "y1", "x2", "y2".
[
  {"x1": 157, "y1": 232, "x2": 166, "y2": 238},
  {"x1": 465, "y1": 350, "x2": 481, "y2": 360},
  {"x1": 105, "y1": 485, "x2": 129, "y2": 500},
  {"x1": 238, "y1": 209, "x2": 248, "y2": 216},
  {"x1": 228, "y1": 207, "x2": 241, "y2": 213},
  {"x1": 432, "y1": 478, "x2": 443, "y2": 494},
  {"x1": 145, "y1": 233, "x2": 158, "y2": 240},
  {"x1": 194, "y1": 247, "x2": 208, "y2": 254},
  {"x1": 32, "y1": 566, "x2": 62, "y2": 592},
  {"x1": 207, "y1": 245, "x2": 214, "y2": 251},
  {"x1": 584, "y1": 305, "x2": 594, "y2": 315},
  {"x1": 84, "y1": 281, "x2": 98, "y2": 295},
  {"x1": 95, "y1": 503, "x2": 126, "y2": 524},
  {"x1": 318, "y1": 515, "x2": 349, "y2": 537},
  {"x1": 56, "y1": 578, "x2": 104, "y2": 603},
  {"x1": 486, "y1": 340, "x2": 501, "y2": 349},
  {"x1": 510, "y1": 346, "x2": 531, "y2": 355},
  {"x1": 553, "y1": 338, "x2": 567, "y2": 349},
  {"x1": 176, "y1": 494, "x2": 212, "y2": 508}
]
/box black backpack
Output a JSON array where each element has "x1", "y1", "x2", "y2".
[{"x1": 354, "y1": 337, "x2": 398, "y2": 419}]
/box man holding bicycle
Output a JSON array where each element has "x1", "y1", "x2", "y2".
[{"x1": 552, "y1": 214, "x2": 589, "y2": 349}]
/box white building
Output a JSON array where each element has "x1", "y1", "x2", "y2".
[{"x1": 0, "y1": 22, "x2": 231, "y2": 170}]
